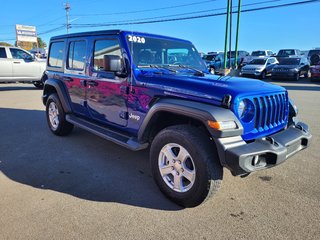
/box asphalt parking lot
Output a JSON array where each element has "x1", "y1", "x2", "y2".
[{"x1": 0, "y1": 79, "x2": 319, "y2": 240}]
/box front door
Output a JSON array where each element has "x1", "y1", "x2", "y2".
[
  {"x1": 86, "y1": 37, "x2": 128, "y2": 127},
  {"x1": 9, "y1": 48, "x2": 39, "y2": 80}
]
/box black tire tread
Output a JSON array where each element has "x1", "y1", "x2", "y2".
[
  {"x1": 46, "y1": 93, "x2": 74, "y2": 136},
  {"x1": 150, "y1": 125, "x2": 223, "y2": 207}
]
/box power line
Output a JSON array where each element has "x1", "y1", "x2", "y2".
[
  {"x1": 71, "y1": 0, "x2": 280, "y2": 26},
  {"x1": 72, "y1": 0, "x2": 217, "y2": 16},
  {"x1": 70, "y1": 0, "x2": 320, "y2": 28}
]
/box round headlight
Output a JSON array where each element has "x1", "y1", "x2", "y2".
[{"x1": 237, "y1": 99, "x2": 255, "y2": 123}]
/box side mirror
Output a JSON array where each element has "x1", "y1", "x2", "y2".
[
  {"x1": 104, "y1": 55, "x2": 122, "y2": 72},
  {"x1": 103, "y1": 55, "x2": 128, "y2": 77},
  {"x1": 267, "y1": 62, "x2": 271, "y2": 65},
  {"x1": 300, "y1": 62, "x2": 305, "y2": 65}
]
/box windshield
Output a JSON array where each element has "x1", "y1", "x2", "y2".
[
  {"x1": 202, "y1": 54, "x2": 216, "y2": 61},
  {"x1": 252, "y1": 51, "x2": 266, "y2": 56},
  {"x1": 278, "y1": 49, "x2": 295, "y2": 56},
  {"x1": 308, "y1": 50, "x2": 320, "y2": 57},
  {"x1": 126, "y1": 34, "x2": 207, "y2": 71},
  {"x1": 249, "y1": 59, "x2": 266, "y2": 65},
  {"x1": 279, "y1": 58, "x2": 300, "y2": 65}
]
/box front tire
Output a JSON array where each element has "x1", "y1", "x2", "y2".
[
  {"x1": 150, "y1": 125, "x2": 223, "y2": 207},
  {"x1": 46, "y1": 93, "x2": 74, "y2": 136},
  {"x1": 260, "y1": 70, "x2": 266, "y2": 80}
]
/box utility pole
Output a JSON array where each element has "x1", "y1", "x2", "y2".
[
  {"x1": 223, "y1": 0, "x2": 231, "y2": 75},
  {"x1": 64, "y1": 1, "x2": 71, "y2": 34},
  {"x1": 234, "y1": 0, "x2": 242, "y2": 69}
]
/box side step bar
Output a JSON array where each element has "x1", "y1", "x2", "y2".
[{"x1": 66, "y1": 114, "x2": 149, "y2": 151}]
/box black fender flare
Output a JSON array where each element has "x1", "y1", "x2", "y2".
[
  {"x1": 138, "y1": 98, "x2": 243, "y2": 141},
  {"x1": 42, "y1": 78, "x2": 72, "y2": 113}
]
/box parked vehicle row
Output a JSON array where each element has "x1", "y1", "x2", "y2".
[{"x1": 203, "y1": 48, "x2": 320, "y2": 81}]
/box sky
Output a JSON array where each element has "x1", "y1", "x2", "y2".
[{"x1": 1, "y1": 0, "x2": 319, "y2": 54}]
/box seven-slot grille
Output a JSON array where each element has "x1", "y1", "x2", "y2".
[{"x1": 253, "y1": 93, "x2": 288, "y2": 131}]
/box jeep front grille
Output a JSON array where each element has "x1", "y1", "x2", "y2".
[{"x1": 253, "y1": 93, "x2": 288, "y2": 131}]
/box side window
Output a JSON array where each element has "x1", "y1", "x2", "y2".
[
  {"x1": 0, "y1": 47, "x2": 7, "y2": 58},
  {"x1": 267, "y1": 51, "x2": 273, "y2": 56},
  {"x1": 93, "y1": 39, "x2": 121, "y2": 71},
  {"x1": 10, "y1": 48, "x2": 31, "y2": 60},
  {"x1": 67, "y1": 41, "x2": 87, "y2": 70},
  {"x1": 48, "y1": 41, "x2": 64, "y2": 68}
]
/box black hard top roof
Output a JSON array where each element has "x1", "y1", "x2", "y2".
[
  {"x1": 49, "y1": 29, "x2": 191, "y2": 43},
  {"x1": 50, "y1": 29, "x2": 122, "y2": 40}
]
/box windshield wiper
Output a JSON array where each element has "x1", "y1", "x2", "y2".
[
  {"x1": 138, "y1": 64, "x2": 177, "y2": 73},
  {"x1": 171, "y1": 64, "x2": 205, "y2": 76}
]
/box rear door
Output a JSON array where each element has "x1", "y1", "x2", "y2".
[
  {"x1": 86, "y1": 36, "x2": 128, "y2": 127},
  {"x1": 0, "y1": 47, "x2": 13, "y2": 81},
  {"x1": 63, "y1": 38, "x2": 89, "y2": 117}
]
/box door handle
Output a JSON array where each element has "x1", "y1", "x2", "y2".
[
  {"x1": 13, "y1": 62, "x2": 21, "y2": 64},
  {"x1": 63, "y1": 77, "x2": 73, "y2": 82},
  {"x1": 87, "y1": 80, "x2": 98, "y2": 87}
]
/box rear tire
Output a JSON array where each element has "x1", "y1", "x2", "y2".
[
  {"x1": 150, "y1": 125, "x2": 223, "y2": 207},
  {"x1": 46, "y1": 93, "x2": 74, "y2": 136}
]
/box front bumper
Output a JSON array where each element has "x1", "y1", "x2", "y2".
[
  {"x1": 215, "y1": 122, "x2": 312, "y2": 176},
  {"x1": 311, "y1": 72, "x2": 320, "y2": 79},
  {"x1": 240, "y1": 71, "x2": 261, "y2": 77},
  {"x1": 272, "y1": 72, "x2": 297, "y2": 78}
]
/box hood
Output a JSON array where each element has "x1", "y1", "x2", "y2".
[
  {"x1": 242, "y1": 64, "x2": 265, "y2": 70},
  {"x1": 136, "y1": 70, "x2": 285, "y2": 105}
]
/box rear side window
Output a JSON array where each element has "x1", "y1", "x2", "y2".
[
  {"x1": 93, "y1": 39, "x2": 121, "y2": 71},
  {"x1": 0, "y1": 47, "x2": 7, "y2": 58},
  {"x1": 48, "y1": 41, "x2": 64, "y2": 68},
  {"x1": 67, "y1": 41, "x2": 87, "y2": 70}
]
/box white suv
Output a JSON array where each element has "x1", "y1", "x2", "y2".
[{"x1": 0, "y1": 46, "x2": 46, "y2": 88}]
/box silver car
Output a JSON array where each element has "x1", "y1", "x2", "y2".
[
  {"x1": 0, "y1": 46, "x2": 46, "y2": 88},
  {"x1": 240, "y1": 57, "x2": 278, "y2": 79}
]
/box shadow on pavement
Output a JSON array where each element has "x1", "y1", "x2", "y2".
[
  {"x1": 0, "y1": 107, "x2": 182, "y2": 211},
  {"x1": 0, "y1": 83, "x2": 39, "y2": 91}
]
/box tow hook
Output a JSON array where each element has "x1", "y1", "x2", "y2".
[{"x1": 265, "y1": 137, "x2": 279, "y2": 146}]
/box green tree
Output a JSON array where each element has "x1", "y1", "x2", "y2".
[
  {"x1": 36, "y1": 37, "x2": 47, "y2": 48},
  {"x1": 0, "y1": 42, "x2": 12, "y2": 46}
]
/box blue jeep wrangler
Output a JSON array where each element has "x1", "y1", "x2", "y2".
[{"x1": 42, "y1": 30, "x2": 311, "y2": 207}]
